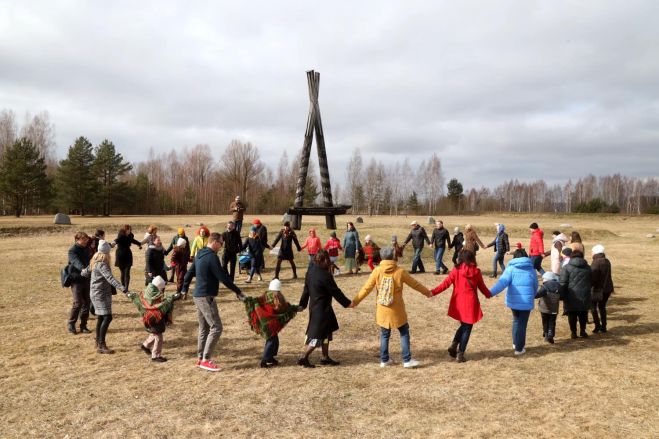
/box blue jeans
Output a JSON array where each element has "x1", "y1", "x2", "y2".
[
  {"x1": 492, "y1": 253, "x2": 505, "y2": 276},
  {"x1": 434, "y1": 247, "x2": 448, "y2": 271},
  {"x1": 512, "y1": 309, "x2": 531, "y2": 351},
  {"x1": 411, "y1": 248, "x2": 425, "y2": 273},
  {"x1": 249, "y1": 254, "x2": 263, "y2": 277},
  {"x1": 380, "y1": 323, "x2": 411, "y2": 362},
  {"x1": 263, "y1": 335, "x2": 279, "y2": 361},
  {"x1": 531, "y1": 255, "x2": 545, "y2": 275},
  {"x1": 453, "y1": 322, "x2": 473, "y2": 352}
]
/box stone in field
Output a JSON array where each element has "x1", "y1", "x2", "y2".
[
  {"x1": 646, "y1": 234, "x2": 655, "y2": 238},
  {"x1": 356, "y1": 217, "x2": 364, "y2": 223},
  {"x1": 54, "y1": 213, "x2": 71, "y2": 225},
  {"x1": 560, "y1": 223, "x2": 572, "y2": 228}
]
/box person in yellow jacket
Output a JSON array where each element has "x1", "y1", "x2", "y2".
[
  {"x1": 351, "y1": 246, "x2": 431, "y2": 368},
  {"x1": 190, "y1": 226, "x2": 210, "y2": 261}
]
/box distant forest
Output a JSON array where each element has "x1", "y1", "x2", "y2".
[{"x1": 1, "y1": 109, "x2": 658, "y2": 217}]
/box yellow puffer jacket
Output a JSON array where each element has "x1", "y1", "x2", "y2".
[
  {"x1": 190, "y1": 235, "x2": 208, "y2": 259},
  {"x1": 353, "y1": 260, "x2": 430, "y2": 329}
]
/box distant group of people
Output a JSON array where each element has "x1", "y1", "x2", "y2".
[{"x1": 64, "y1": 203, "x2": 614, "y2": 369}]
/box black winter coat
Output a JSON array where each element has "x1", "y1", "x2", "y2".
[
  {"x1": 255, "y1": 224, "x2": 268, "y2": 246},
  {"x1": 272, "y1": 229, "x2": 301, "y2": 260},
  {"x1": 299, "y1": 264, "x2": 352, "y2": 340},
  {"x1": 404, "y1": 226, "x2": 430, "y2": 249},
  {"x1": 68, "y1": 243, "x2": 91, "y2": 284},
  {"x1": 536, "y1": 280, "x2": 561, "y2": 314},
  {"x1": 560, "y1": 257, "x2": 592, "y2": 312},
  {"x1": 591, "y1": 254, "x2": 613, "y2": 302},
  {"x1": 430, "y1": 227, "x2": 451, "y2": 249},
  {"x1": 487, "y1": 232, "x2": 510, "y2": 255},
  {"x1": 449, "y1": 232, "x2": 464, "y2": 251},
  {"x1": 222, "y1": 229, "x2": 243, "y2": 255},
  {"x1": 114, "y1": 232, "x2": 141, "y2": 268},
  {"x1": 145, "y1": 245, "x2": 166, "y2": 276}
]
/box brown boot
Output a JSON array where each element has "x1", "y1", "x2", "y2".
[
  {"x1": 456, "y1": 352, "x2": 466, "y2": 363},
  {"x1": 97, "y1": 342, "x2": 115, "y2": 354},
  {"x1": 447, "y1": 342, "x2": 458, "y2": 358}
]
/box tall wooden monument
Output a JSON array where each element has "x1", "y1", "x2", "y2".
[{"x1": 288, "y1": 70, "x2": 350, "y2": 230}]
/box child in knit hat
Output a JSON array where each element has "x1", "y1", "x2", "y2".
[
  {"x1": 363, "y1": 235, "x2": 381, "y2": 271},
  {"x1": 535, "y1": 272, "x2": 561, "y2": 343},
  {"x1": 391, "y1": 235, "x2": 404, "y2": 262},
  {"x1": 243, "y1": 279, "x2": 298, "y2": 368},
  {"x1": 128, "y1": 276, "x2": 182, "y2": 362}
]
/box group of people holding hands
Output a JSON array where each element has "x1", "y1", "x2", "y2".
[{"x1": 64, "y1": 215, "x2": 614, "y2": 371}]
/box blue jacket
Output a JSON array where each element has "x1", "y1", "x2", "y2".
[
  {"x1": 489, "y1": 257, "x2": 538, "y2": 311},
  {"x1": 182, "y1": 247, "x2": 241, "y2": 298}
]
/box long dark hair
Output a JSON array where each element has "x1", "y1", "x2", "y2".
[
  {"x1": 314, "y1": 249, "x2": 332, "y2": 271},
  {"x1": 460, "y1": 249, "x2": 477, "y2": 265},
  {"x1": 570, "y1": 231, "x2": 582, "y2": 243}
]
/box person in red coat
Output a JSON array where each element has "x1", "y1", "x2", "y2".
[
  {"x1": 529, "y1": 222, "x2": 546, "y2": 275},
  {"x1": 429, "y1": 249, "x2": 491, "y2": 363}
]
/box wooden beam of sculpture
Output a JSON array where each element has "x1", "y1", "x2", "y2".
[
  {"x1": 312, "y1": 72, "x2": 334, "y2": 208},
  {"x1": 293, "y1": 70, "x2": 317, "y2": 208}
]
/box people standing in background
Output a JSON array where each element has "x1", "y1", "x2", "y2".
[
  {"x1": 114, "y1": 224, "x2": 142, "y2": 290},
  {"x1": 67, "y1": 232, "x2": 92, "y2": 334},
  {"x1": 403, "y1": 220, "x2": 430, "y2": 274},
  {"x1": 230, "y1": 195, "x2": 247, "y2": 233},
  {"x1": 165, "y1": 228, "x2": 189, "y2": 282},
  {"x1": 485, "y1": 223, "x2": 510, "y2": 278},
  {"x1": 590, "y1": 244, "x2": 614, "y2": 334},
  {"x1": 528, "y1": 222, "x2": 545, "y2": 275},
  {"x1": 343, "y1": 222, "x2": 362, "y2": 274},
  {"x1": 221, "y1": 221, "x2": 242, "y2": 282},
  {"x1": 431, "y1": 220, "x2": 451, "y2": 275},
  {"x1": 449, "y1": 227, "x2": 464, "y2": 266}
]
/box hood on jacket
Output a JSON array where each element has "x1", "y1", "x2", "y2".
[
  {"x1": 457, "y1": 262, "x2": 482, "y2": 280},
  {"x1": 195, "y1": 246, "x2": 216, "y2": 260},
  {"x1": 378, "y1": 260, "x2": 399, "y2": 274},
  {"x1": 507, "y1": 256, "x2": 534, "y2": 270},
  {"x1": 553, "y1": 233, "x2": 568, "y2": 244},
  {"x1": 532, "y1": 228, "x2": 544, "y2": 239},
  {"x1": 569, "y1": 256, "x2": 589, "y2": 268},
  {"x1": 143, "y1": 283, "x2": 163, "y2": 305},
  {"x1": 497, "y1": 224, "x2": 505, "y2": 234}
]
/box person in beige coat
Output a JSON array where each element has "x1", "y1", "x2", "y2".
[{"x1": 351, "y1": 247, "x2": 431, "y2": 368}]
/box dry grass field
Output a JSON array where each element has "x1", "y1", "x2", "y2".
[{"x1": 1, "y1": 213, "x2": 658, "y2": 438}]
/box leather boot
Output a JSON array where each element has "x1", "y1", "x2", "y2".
[
  {"x1": 97, "y1": 342, "x2": 115, "y2": 354},
  {"x1": 447, "y1": 342, "x2": 458, "y2": 358},
  {"x1": 79, "y1": 324, "x2": 91, "y2": 334},
  {"x1": 67, "y1": 323, "x2": 77, "y2": 334}
]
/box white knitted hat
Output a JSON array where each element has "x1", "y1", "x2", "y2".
[
  {"x1": 177, "y1": 238, "x2": 187, "y2": 247},
  {"x1": 152, "y1": 276, "x2": 166, "y2": 290},
  {"x1": 269, "y1": 279, "x2": 281, "y2": 292}
]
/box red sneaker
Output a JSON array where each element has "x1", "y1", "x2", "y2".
[
  {"x1": 199, "y1": 359, "x2": 221, "y2": 372},
  {"x1": 195, "y1": 359, "x2": 202, "y2": 367}
]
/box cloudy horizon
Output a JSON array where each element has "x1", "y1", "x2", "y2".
[{"x1": 1, "y1": 0, "x2": 658, "y2": 190}]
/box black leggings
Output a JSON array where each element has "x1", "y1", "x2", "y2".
[
  {"x1": 275, "y1": 258, "x2": 297, "y2": 279},
  {"x1": 119, "y1": 266, "x2": 131, "y2": 290},
  {"x1": 568, "y1": 311, "x2": 587, "y2": 334},
  {"x1": 591, "y1": 291, "x2": 611, "y2": 329},
  {"x1": 96, "y1": 314, "x2": 113, "y2": 344},
  {"x1": 540, "y1": 313, "x2": 557, "y2": 337}
]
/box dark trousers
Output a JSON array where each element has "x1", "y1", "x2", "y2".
[
  {"x1": 568, "y1": 311, "x2": 588, "y2": 334},
  {"x1": 591, "y1": 291, "x2": 611, "y2": 330},
  {"x1": 68, "y1": 281, "x2": 91, "y2": 327},
  {"x1": 411, "y1": 248, "x2": 425, "y2": 273},
  {"x1": 175, "y1": 264, "x2": 187, "y2": 293},
  {"x1": 119, "y1": 266, "x2": 132, "y2": 290},
  {"x1": 250, "y1": 254, "x2": 264, "y2": 277},
  {"x1": 492, "y1": 253, "x2": 505, "y2": 276},
  {"x1": 263, "y1": 335, "x2": 279, "y2": 362},
  {"x1": 275, "y1": 258, "x2": 297, "y2": 278},
  {"x1": 452, "y1": 248, "x2": 462, "y2": 266},
  {"x1": 223, "y1": 251, "x2": 238, "y2": 282},
  {"x1": 453, "y1": 322, "x2": 473, "y2": 352},
  {"x1": 540, "y1": 313, "x2": 557, "y2": 338},
  {"x1": 531, "y1": 255, "x2": 545, "y2": 275},
  {"x1": 95, "y1": 314, "x2": 113, "y2": 343}
]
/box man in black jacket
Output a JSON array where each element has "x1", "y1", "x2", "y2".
[
  {"x1": 67, "y1": 232, "x2": 92, "y2": 334},
  {"x1": 430, "y1": 220, "x2": 451, "y2": 275},
  {"x1": 182, "y1": 233, "x2": 246, "y2": 372},
  {"x1": 221, "y1": 221, "x2": 242, "y2": 282},
  {"x1": 403, "y1": 220, "x2": 431, "y2": 274}
]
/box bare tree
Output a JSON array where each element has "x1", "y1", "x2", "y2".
[
  {"x1": 21, "y1": 111, "x2": 56, "y2": 168},
  {"x1": 0, "y1": 109, "x2": 17, "y2": 157},
  {"x1": 347, "y1": 148, "x2": 363, "y2": 214},
  {"x1": 219, "y1": 140, "x2": 265, "y2": 202}
]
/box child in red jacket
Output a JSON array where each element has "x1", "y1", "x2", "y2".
[{"x1": 363, "y1": 235, "x2": 381, "y2": 271}]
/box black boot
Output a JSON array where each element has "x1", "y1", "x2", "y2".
[
  {"x1": 79, "y1": 325, "x2": 91, "y2": 334},
  {"x1": 447, "y1": 342, "x2": 458, "y2": 358},
  {"x1": 456, "y1": 352, "x2": 466, "y2": 363},
  {"x1": 67, "y1": 323, "x2": 77, "y2": 334}
]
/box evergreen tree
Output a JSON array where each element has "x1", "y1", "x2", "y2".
[
  {"x1": 0, "y1": 137, "x2": 50, "y2": 217},
  {"x1": 56, "y1": 136, "x2": 97, "y2": 215},
  {"x1": 407, "y1": 191, "x2": 420, "y2": 214},
  {"x1": 93, "y1": 139, "x2": 132, "y2": 216},
  {"x1": 447, "y1": 178, "x2": 464, "y2": 213}
]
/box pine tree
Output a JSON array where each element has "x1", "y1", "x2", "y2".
[
  {"x1": 93, "y1": 139, "x2": 132, "y2": 216},
  {"x1": 0, "y1": 137, "x2": 50, "y2": 217},
  {"x1": 447, "y1": 178, "x2": 464, "y2": 213},
  {"x1": 56, "y1": 136, "x2": 97, "y2": 215}
]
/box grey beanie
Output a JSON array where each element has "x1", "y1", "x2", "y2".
[
  {"x1": 98, "y1": 240, "x2": 111, "y2": 254},
  {"x1": 380, "y1": 246, "x2": 394, "y2": 260}
]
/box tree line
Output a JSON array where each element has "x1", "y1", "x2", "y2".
[{"x1": 1, "y1": 108, "x2": 657, "y2": 217}]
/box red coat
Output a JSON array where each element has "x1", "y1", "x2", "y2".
[
  {"x1": 431, "y1": 263, "x2": 491, "y2": 324},
  {"x1": 529, "y1": 228, "x2": 545, "y2": 256}
]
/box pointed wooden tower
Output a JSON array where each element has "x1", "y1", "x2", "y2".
[{"x1": 288, "y1": 70, "x2": 350, "y2": 230}]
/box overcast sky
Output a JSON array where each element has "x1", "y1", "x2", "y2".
[{"x1": 1, "y1": 1, "x2": 658, "y2": 189}]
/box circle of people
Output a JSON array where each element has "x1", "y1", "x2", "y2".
[{"x1": 65, "y1": 205, "x2": 614, "y2": 371}]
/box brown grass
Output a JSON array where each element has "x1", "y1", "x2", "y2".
[{"x1": 0, "y1": 214, "x2": 658, "y2": 438}]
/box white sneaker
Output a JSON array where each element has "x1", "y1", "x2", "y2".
[
  {"x1": 512, "y1": 344, "x2": 516, "y2": 349},
  {"x1": 380, "y1": 359, "x2": 393, "y2": 368},
  {"x1": 514, "y1": 349, "x2": 526, "y2": 356},
  {"x1": 403, "y1": 359, "x2": 420, "y2": 368}
]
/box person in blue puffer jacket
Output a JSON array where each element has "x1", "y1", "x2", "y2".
[{"x1": 489, "y1": 249, "x2": 538, "y2": 356}]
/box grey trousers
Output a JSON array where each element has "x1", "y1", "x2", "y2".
[{"x1": 193, "y1": 296, "x2": 223, "y2": 360}]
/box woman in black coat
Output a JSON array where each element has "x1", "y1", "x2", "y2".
[
  {"x1": 114, "y1": 224, "x2": 142, "y2": 289},
  {"x1": 559, "y1": 243, "x2": 592, "y2": 339},
  {"x1": 297, "y1": 250, "x2": 352, "y2": 368},
  {"x1": 590, "y1": 244, "x2": 614, "y2": 333},
  {"x1": 271, "y1": 221, "x2": 302, "y2": 280}
]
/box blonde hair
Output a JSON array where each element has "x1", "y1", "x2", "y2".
[
  {"x1": 147, "y1": 225, "x2": 158, "y2": 234},
  {"x1": 90, "y1": 251, "x2": 112, "y2": 269},
  {"x1": 465, "y1": 224, "x2": 473, "y2": 231}
]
